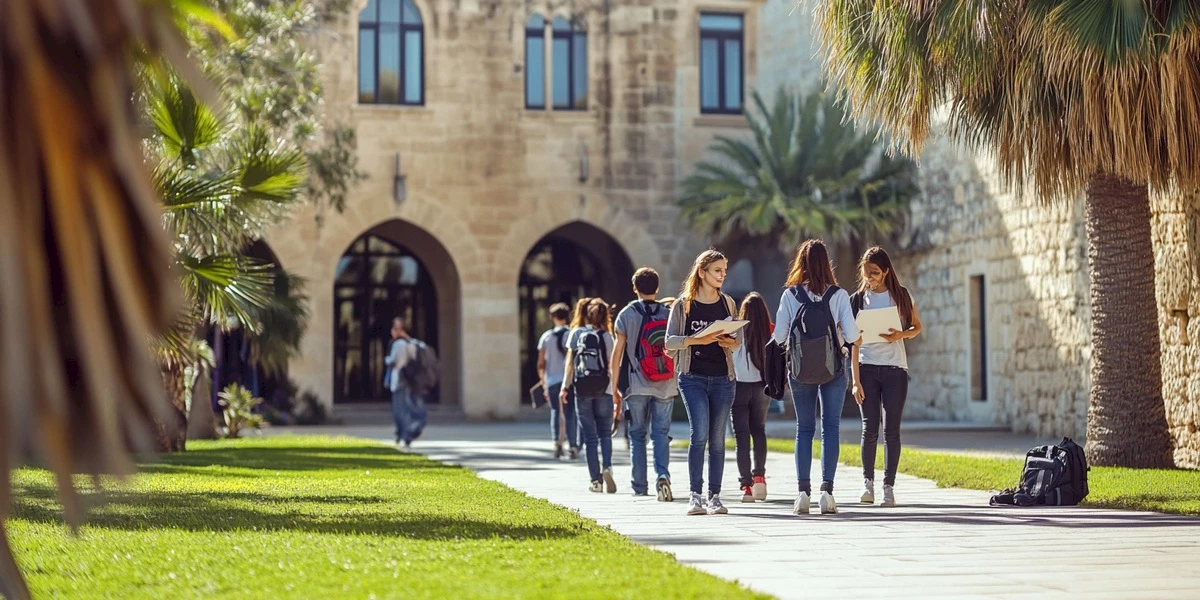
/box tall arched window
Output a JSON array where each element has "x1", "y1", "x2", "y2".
[
  {"x1": 551, "y1": 16, "x2": 587, "y2": 110},
  {"x1": 525, "y1": 14, "x2": 546, "y2": 109},
  {"x1": 359, "y1": 0, "x2": 424, "y2": 105}
]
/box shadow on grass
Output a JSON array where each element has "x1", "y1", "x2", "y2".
[{"x1": 135, "y1": 445, "x2": 464, "y2": 474}]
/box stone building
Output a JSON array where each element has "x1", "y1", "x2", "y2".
[{"x1": 261, "y1": 0, "x2": 1198, "y2": 467}]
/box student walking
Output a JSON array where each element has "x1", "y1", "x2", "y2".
[
  {"x1": 665, "y1": 250, "x2": 740, "y2": 516},
  {"x1": 561, "y1": 299, "x2": 618, "y2": 493},
  {"x1": 731, "y1": 292, "x2": 773, "y2": 503},
  {"x1": 851, "y1": 247, "x2": 922, "y2": 507},
  {"x1": 612, "y1": 268, "x2": 679, "y2": 502},
  {"x1": 384, "y1": 317, "x2": 423, "y2": 449},
  {"x1": 538, "y1": 302, "x2": 578, "y2": 459},
  {"x1": 773, "y1": 240, "x2": 861, "y2": 515}
]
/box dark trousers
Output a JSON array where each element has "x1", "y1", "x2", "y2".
[
  {"x1": 859, "y1": 364, "x2": 909, "y2": 486},
  {"x1": 548, "y1": 383, "x2": 579, "y2": 449},
  {"x1": 731, "y1": 381, "x2": 770, "y2": 487},
  {"x1": 575, "y1": 394, "x2": 614, "y2": 483}
]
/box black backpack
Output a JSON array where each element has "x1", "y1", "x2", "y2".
[
  {"x1": 572, "y1": 328, "x2": 610, "y2": 396},
  {"x1": 990, "y1": 437, "x2": 1089, "y2": 507},
  {"x1": 786, "y1": 285, "x2": 843, "y2": 385},
  {"x1": 552, "y1": 326, "x2": 568, "y2": 355},
  {"x1": 401, "y1": 340, "x2": 441, "y2": 396}
]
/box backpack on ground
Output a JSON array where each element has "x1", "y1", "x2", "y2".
[
  {"x1": 990, "y1": 437, "x2": 1089, "y2": 507},
  {"x1": 572, "y1": 328, "x2": 610, "y2": 396},
  {"x1": 401, "y1": 340, "x2": 441, "y2": 396},
  {"x1": 786, "y1": 285, "x2": 843, "y2": 385},
  {"x1": 632, "y1": 301, "x2": 674, "y2": 381}
]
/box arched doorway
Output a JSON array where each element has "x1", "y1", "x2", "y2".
[
  {"x1": 333, "y1": 231, "x2": 446, "y2": 404},
  {"x1": 518, "y1": 222, "x2": 635, "y2": 398}
]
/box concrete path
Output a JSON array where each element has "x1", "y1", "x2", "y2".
[{"x1": 285, "y1": 423, "x2": 1200, "y2": 599}]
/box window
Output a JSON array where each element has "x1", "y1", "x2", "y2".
[
  {"x1": 525, "y1": 14, "x2": 546, "y2": 109},
  {"x1": 359, "y1": 0, "x2": 424, "y2": 105},
  {"x1": 699, "y1": 13, "x2": 743, "y2": 114},
  {"x1": 969, "y1": 275, "x2": 987, "y2": 401},
  {"x1": 551, "y1": 16, "x2": 587, "y2": 110}
]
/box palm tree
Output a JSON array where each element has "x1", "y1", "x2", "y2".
[
  {"x1": 813, "y1": 1, "x2": 1195, "y2": 467},
  {"x1": 679, "y1": 88, "x2": 918, "y2": 288},
  {"x1": 148, "y1": 74, "x2": 306, "y2": 450},
  {"x1": 0, "y1": 1, "x2": 225, "y2": 596}
]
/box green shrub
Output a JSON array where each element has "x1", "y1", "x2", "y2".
[{"x1": 217, "y1": 383, "x2": 266, "y2": 439}]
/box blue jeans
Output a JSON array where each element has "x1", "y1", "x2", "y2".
[
  {"x1": 679, "y1": 373, "x2": 735, "y2": 495},
  {"x1": 625, "y1": 395, "x2": 673, "y2": 493},
  {"x1": 790, "y1": 364, "x2": 849, "y2": 493},
  {"x1": 548, "y1": 383, "x2": 579, "y2": 449},
  {"x1": 575, "y1": 394, "x2": 614, "y2": 483},
  {"x1": 391, "y1": 386, "x2": 427, "y2": 444}
]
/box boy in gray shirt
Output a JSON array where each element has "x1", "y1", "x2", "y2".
[{"x1": 611, "y1": 268, "x2": 679, "y2": 501}]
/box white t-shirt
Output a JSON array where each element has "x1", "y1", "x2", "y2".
[
  {"x1": 857, "y1": 289, "x2": 909, "y2": 369},
  {"x1": 537, "y1": 326, "x2": 570, "y2": 387},
  {"x1": 566, "y1": 326, "x2": 615, "y2": 395},
  {"x1": 772, "y1": 285, "x2": 861, "y2": 349},
  {"x1": 732, "y1": 342, "x2": 762, "y2": 383}
]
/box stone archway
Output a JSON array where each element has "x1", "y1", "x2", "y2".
[
  {"x1": 517, "y1": 221, "x2": 635, "y2": 398},
  {"x1": 331, "y1": 220, "x2": 463, "y2": 407}
]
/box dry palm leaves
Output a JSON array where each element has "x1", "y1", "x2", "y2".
[{"x1": 0, "y1": 0, "x2": 209, "y2": 597}]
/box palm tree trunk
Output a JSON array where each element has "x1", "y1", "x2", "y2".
[
  {"x1": 1083, "y1": 174, "x2": 1174, "y2": 468},
  {"x1": 157, "y1": 364, "x2": 189, "y2": 452}
]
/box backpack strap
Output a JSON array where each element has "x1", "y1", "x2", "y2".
[
  {"x1": 849, "y1": 291, "x2": 864, "y2": 317},
  {"x1": 722, "y1": 293, "x2": 736, "y2": 321}
]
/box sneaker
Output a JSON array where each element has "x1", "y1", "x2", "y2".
[
  {"x1": 687, "y1": 492, "x2": 707, "y2": 515},
  {"x1": 882, "y1": 484, "x2": 896, "y2": 507},
  {"x1": 708, "y1": 493, "x2": 728, "y2": 515},
  {"x1": 554, "y1": 442, "x2": 563, "y2": 459},
  {"x1": 752, "y1": 475, "x2": 767, "y2": 501},
  {"x1": 602, "y1": 467, "x2": 617, "y2": 493},
  {"x1": 631, "y1": 490, "x2": 650, "y2": 497},
  {"x1": 656, "y1": 478, "x2": 673, "y2": 502},
  {"x1": 568, "y1": 447, "x2": 580, "y2": 460},
  {"x1": 740, "y1": 485, "x2": 755, "y2": 503},
  {"x1": 402, "y1": 440, "x2": 412, "y2": 451},
  {"x1": 861, "y1": 478, "x2": 875, "y2": 504},
  {"x1": 588, "y1": 481, "x2": 603, "y2": 493},
  {"x1": 792, "y1": 492, "x2": 810, "y2": 515},
  {"x1": 819, "y1": 491, "x2": 838, "y2": 514}
]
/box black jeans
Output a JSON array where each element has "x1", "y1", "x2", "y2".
[
  {"x1": 858, "y1": 364, "x2": 909, "y2": 486},
  {"x1": 731, "y1": 381, "x2": 770, "y2": 488}
]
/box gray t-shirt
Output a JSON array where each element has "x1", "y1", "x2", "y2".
[
  {"x1": 614, "y1": 300, "x2": 679, "y2": 399},
  {"x1": 537, "y1": 326, "x2": 570, "y2": 386}
]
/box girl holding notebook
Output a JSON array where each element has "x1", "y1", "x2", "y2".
[{"x1": 850, "y1": 247, "x2": 923, "y2": 508}]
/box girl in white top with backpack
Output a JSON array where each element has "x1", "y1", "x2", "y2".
[
  {"x1": 850, "y1": 247, "x2": 922, "y2": 508},
  {"x1": 772, "y1": 240, "x2": 862, "y2": 515}
]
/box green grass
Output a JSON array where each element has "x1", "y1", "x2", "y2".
[
  {"x1": 10, "y1": 436, "x2": 765, "y2": 599},
  {"x1": 753, "y1": 438, "x2": 1200, "y2": 516}
]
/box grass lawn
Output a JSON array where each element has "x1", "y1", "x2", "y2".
[
  {"x1": 753, "y1": 438, "x2": 1200, "y2": 516},
  {"x1": 10, "y1": 436, "x2": 765, "y2": 599}
]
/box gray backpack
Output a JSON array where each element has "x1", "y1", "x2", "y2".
[{"x1": 786, "y1": 285, "x2": 843, "y2": 385}]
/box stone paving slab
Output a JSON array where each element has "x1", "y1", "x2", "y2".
[{"x1": 280, "y1": 424, "x2": 1200, "y2": 599}]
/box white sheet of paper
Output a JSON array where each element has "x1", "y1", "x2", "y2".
[
  {"x1": 856, "y1": 307, "x2": 903, "y2": 342},
  {"x1": 692, "y1": 319, "x2": 749, "y2": 338}
]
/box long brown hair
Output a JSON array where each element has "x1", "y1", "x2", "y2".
[
  {"x1": 569, "y1": 297, "x2": 592, "y2": 329},
  {"x1": 856, "y1": 246, "x2": 914, "y2": 329},
  {"x1": 585, "y1": 298, "x2": 612, "y2": 332},
  {"x1": 784, "y1": 239, "x2": 837, "y2": 295},
  {"x1": 678, "y1": 249, "x2": 727, "y2": 302},
  {"x1": 738, "y1": 292, "x2": 772, "y2": 373}
]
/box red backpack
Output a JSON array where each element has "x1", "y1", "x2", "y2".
[{"x1": 632, "y1": 301, "x2": 674, "y2": 381}]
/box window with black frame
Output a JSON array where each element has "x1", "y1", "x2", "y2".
[
  {"x1": 359, "y1": 0, "x2": 424, "y2": 105},
  {"x1": 525, "y1": 14, "x2": 546, "y2": 109},
  {"x1": 551, "y1": 16, "x2": 587, "y2": 110},
  {"x1": 699, "y1": 13, "x2": 743, "y2": 114}
]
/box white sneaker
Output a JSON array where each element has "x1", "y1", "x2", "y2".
[
  {"x1": 708, "y1": 493, "x2": 728, "y2": 515},
  {"x1": 861, "y1": 478, "x2": 875, "y2": 504},
  {"x1": 752, "y1": 476, "x2": 767, "y2": 501},
  {"x1": 588, "y1": 481, "x2": 603, "y2": 493},
  {"x1": 882, "y1": 484, "x2": 896, "y2": 507},
  {"x1": 792, "y1": 492, "x2": 810, "y2": 515},
  {"x1": 687, "y1": 492, "x2": 707, "y2": 515},
  {"x1": 820, "y1": 491, "x2": 838, "y2": 514},
  {"x1": 602, "y1": 467, "x2": 617, "y2": 494},
  {"x1": 656, "y1": 478, "x2": 673, "y2": 502}
]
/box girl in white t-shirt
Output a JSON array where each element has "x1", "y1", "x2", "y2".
[{"x1": 850, "y1": 247, "x2": 923, "y2": 508}]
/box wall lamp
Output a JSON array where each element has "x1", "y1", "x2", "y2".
[{"x1": 393, "y1": 152, "x2": 407, "y2": 204}]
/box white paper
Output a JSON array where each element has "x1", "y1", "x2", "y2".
[
  {"x1": 856, "y1": 307, "x2": 903, "y2": 342},
  {"x1": 692, "y1": 319, "x2": 749, "y2": 338}
]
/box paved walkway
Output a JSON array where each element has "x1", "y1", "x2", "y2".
[{"x1": 289, "y1": 423, "x2": 1200, "y2": 599}]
